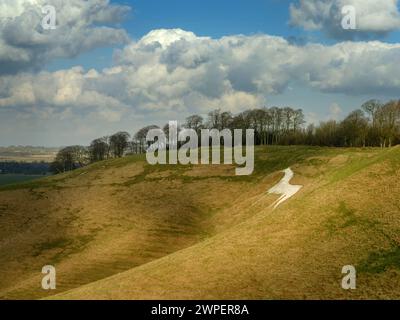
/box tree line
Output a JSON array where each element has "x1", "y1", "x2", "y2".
[{"x1": 51, "y1": 99, "x2": 400, "y2": 173}]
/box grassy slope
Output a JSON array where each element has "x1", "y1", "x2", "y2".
[{"x1": 0, "y1": 146, "x2": 399, "y2": 299}]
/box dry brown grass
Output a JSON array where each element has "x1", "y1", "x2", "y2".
[
  {"x1": 0, "y1": 146, "x2": 399, "y2": 300},
  {"x1": 0, "y1": 157, "x2": 253, "y2": 299}
]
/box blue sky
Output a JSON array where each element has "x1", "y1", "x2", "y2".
[
  {"x1": 124, "y1": 0, "x2": 399, "y2": 125},
  {"x1": 47, "y1": 0, "x2": 400, "y2": 80},
  {"x1": 48, "y1": 0, "x2": 299, "y2": 71},
  {"x1": 118, "y1": 0, "x2": 399, "y2": 127},
  {"x1": 122, "y1": 0, "x2": 400, "y2": 42},
  {"x1": 1, "y1": 0, "x2": 400, "y2": 146},
  {"x1": 125, "y1": 0, "x2": 295, "y2": 39},
  {"x1": 48, "y1": 0, "x2": 400, "y2": 71}
]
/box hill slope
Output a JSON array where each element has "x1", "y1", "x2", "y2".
[{"x1": 0, "y1": 146, "x2": 399, "y2": 299}]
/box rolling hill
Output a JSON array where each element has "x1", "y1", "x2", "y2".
[{"x1": 0, "y1": 146, "x2": 399, "y2": 299}]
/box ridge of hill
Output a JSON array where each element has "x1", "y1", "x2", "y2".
[{"x1": 0, "y1": 146, "x2": 399, "y2": 299}]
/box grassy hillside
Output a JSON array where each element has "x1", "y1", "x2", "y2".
[{"x1": 0, "y1": 146, "x2": 399, "y2": 299}]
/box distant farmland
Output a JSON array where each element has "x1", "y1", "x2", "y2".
[
  {"x1": 0, "y1": 146, "x2": 58, "y2": 162},
  {"x1": 0, "y1": 147, "x2": 56, "y2": 186}
]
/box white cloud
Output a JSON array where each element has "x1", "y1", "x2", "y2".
[
  {"x1": 0, "y1": 67, "x2": 128, "y2": 123},
  {"x1": 0, "y1": 0, "x2": 130, "y2": 74},
  {"x1": 1, "y1": 29, "x2": 400, "y2": 133},
  {"x1": 290, "y1": 0, "x2": 400, "y2": 39}
]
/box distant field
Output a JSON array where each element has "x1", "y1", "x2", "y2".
[
  {"x1": 0, "y1": 174, "x2": 46, "y2": 186},
  {"x1": 0, "y1": 146, "x2": 58, "y2": 162},
  {"x1": 0, "y1": 155, "x2": 56, "y2": 162}
]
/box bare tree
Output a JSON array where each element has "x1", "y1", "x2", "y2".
[
  {"x1": 134, "y1": 125, "x2": 159, "y2": 153},
  {"x1": 361, "y1": 99, "x2": 382, "y2": 128},
  {"x1": 293, "y1": 109, "x2": 305, "y2": 132},
  {"x1": 51, "y1": 146, "x2": 88, "y2": 173},
  {"x1": 341, "y1": 110, "x2": 368, "y2": 147},
  {"x1": 184, "y1": 115, "x2": 204, "y2": 134},
  {"x1": 109, "y1": 132, "x2": 130, "y2": 158},
  {"x1": 89, "y1": 137, "x2": 109, "y2": 162},
  {"x1": 207, "y1": 109, "x2": 222, "y2": 130}
]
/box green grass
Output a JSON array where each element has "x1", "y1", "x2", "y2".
[
  {"x1": 325, "y1": 201, "x2": 396, "y2": 246},
  {"x1": 253, "y1": 146, "x2": 327, "y2": 174},
  {"x1": 328, "y1": 147, "x2": 398, "y2": 183},
  {"x1": 0, "y1": 146, "x2": 390, "y2": 191},
  {"x1": 0, "y1": 146, "x2": 380, "y2": 194},
  {"x1": 32, "y1": 233, "x2": 98, "y2": 264},
  {"x1": 358, "y1": 247, "x2": 400, "y2": 274},
  {"x1": 33, "y1": 237, "x2": 71, "y2": 255}
]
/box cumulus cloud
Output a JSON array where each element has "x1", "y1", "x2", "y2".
[
  {"x1": 0, "y1": 66, "x2": 128, "y2": 123},
  {"x1": 0, "y1": 0, "x2": 130, "y2": 74},
  {"x1": 1, "y1": 29, "x2": 400, "y2": 128},
  {"x1": 290, "y1": 0, "x2": 400, "y2": 39},
  {"x1": 114, "y1": 29, "x2": 400, "y2": 103}
]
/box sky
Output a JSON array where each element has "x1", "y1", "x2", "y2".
[{"x1": 1, "y1": 0, "x2": 400, "y2": 146}]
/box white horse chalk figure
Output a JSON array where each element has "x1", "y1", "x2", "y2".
[{"x1": 268, "y1": 168, "x2": 302, "y2": 209}]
